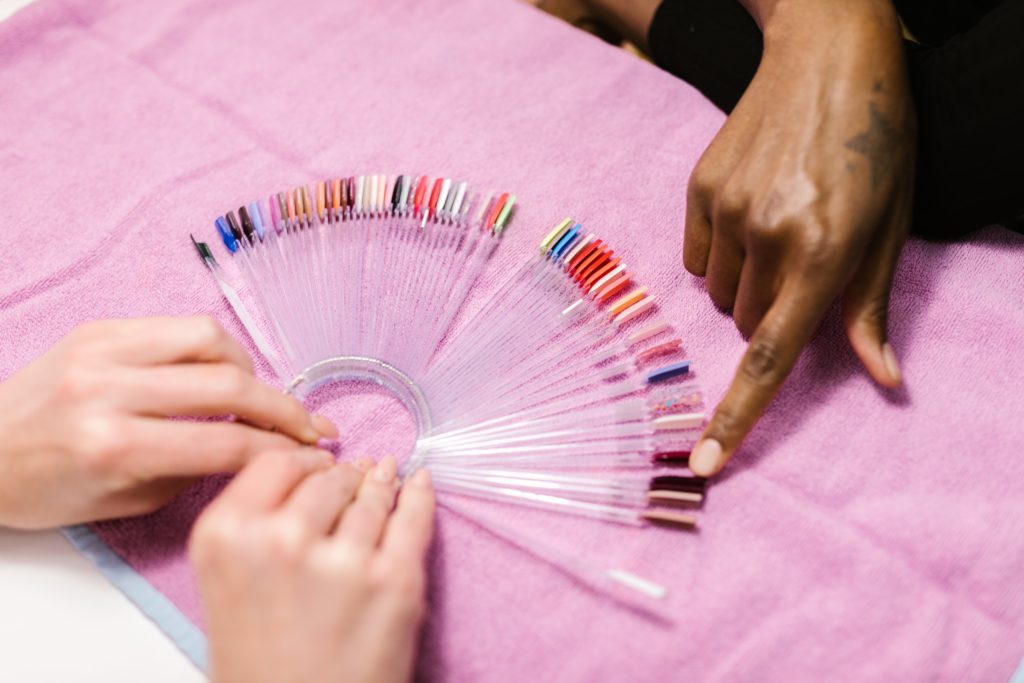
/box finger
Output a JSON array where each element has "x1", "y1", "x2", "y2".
[
  {"x1": 122, "y1": 418, "x2": 312, "y2": 479},
  {"x1": 349, "y1": 457, "x2": 374, "y2": 474},
  {"x1": 381, "y1": 469, "x2": 436, "y2": 565},
  {"x1": 704, "y1": 233, "x2": 744, "y2": 310},
  {"x1": 207, "y1": 449, "x2": 334, "y2": 515},
  {"x1": 689, "y1": 280, "x2": 834, "y2": 477},
  {"x1": 333, "y1": 456, "x2": 399, "y2": 550},
  {"x1": 279, "y1": 464, "x2": 363, "y2": 536},
  {"x1": 684, "y1": 118, "x2": 749, "y2": 277},
  {"x1": 705, "y1": 186, "x2": 754, "y2": 310},
  {"x1": 85, "y1": 316, "x2": 253, "y2": 371},
  {"x1": 683, "y1": 178, "x2": 712, "y2": 276},
  {"x1": 117, "y1": 364, "x2": 338, "y2": 443},
  {"x1": 841, "y1": 216, "x2": 907, "y2": 389},
  {"x1": 732, "y1": 240, "x2": 783, "y2": 338}
]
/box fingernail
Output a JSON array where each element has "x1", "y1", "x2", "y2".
[
  {"x1": 312, "y1": 414, "x2": 339, "y2": 439},
  {"x1": 374, "y1": 455, "x2": 398, "y2": 483},
  {"x1": 689, "y1": 439, "x2": 723, "y2": 477},
  {"x1": 410, "y1": 468, "x2": 431, "y2": 488},
  {"x1": 881, "y1": 343, "x2": 902, "y2": 386},
  {"x1": 352, "y1": 457, "x2": 373, "y2": 473}
]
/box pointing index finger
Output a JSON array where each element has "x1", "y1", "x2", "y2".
[
  {"x1": 689, "y1": 279, "x2": 833, "y2": 476},
  {"x1": 123, "y1": 363, "x2": 337, "y2": 444}
]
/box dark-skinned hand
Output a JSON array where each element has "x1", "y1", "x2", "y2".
[{"x1": 687, "y1": 0, "x2": 915, "y2": 476}]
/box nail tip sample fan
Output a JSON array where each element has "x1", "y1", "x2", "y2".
[{"x1": 192, "y1": 173, "x2": 708, "y2": 603}]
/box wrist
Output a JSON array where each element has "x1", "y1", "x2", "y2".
[{"x1": 755, "y1": 0, "x2": 902, "y2": 52}]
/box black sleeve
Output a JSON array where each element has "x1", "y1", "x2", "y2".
[
  {"x1": 904, "y1": 0, "x2": 1024, "y2": 238},
  {"x1": 647, "y1": 0, "x2": 762, "y2": 114}
]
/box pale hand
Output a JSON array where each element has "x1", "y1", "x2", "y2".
[
  {"x1": 191, "y1": 453, "x2": 435, "y2": 683},
  {"x1": 0, "y1": 316, "x2": 337, "y2": 528}
]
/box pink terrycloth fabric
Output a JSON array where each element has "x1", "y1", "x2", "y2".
[{"x1": 2, "y1": 0, "x2": 1023, "y2": 680}]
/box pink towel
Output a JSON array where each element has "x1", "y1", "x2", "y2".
[{"x1": 2, "y1": 0, "x2": 1023, "y2": 680}]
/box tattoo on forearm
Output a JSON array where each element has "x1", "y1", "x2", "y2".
[{"x1": 844, "y1": 101, "x2": 901, "y2": 189}]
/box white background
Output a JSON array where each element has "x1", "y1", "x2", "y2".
[{"x1": 0, "y1": 529, "x2": 203, "y2": 682}]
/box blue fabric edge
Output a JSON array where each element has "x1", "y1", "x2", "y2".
[
  {"x1": 57, "y1": 523, "x2": 1024, "y2": 683},
  {"x1": 61, "y1": 524, "x2": 209, "y2": 673},
  {"x1": 1012, "y1": 658, "x2": 1024, "y2": 683}
]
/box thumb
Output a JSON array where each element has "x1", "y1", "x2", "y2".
[{"x1": 841, "y1": 222, "x2": 905, "y2": 389}]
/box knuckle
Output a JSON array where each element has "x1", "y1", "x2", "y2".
[
  {"x1": 707, "y1": 281, "x2": 736, "y2": 311},
  {"x1": 682, "y1": 260, "x2": 704, "y2": 278},
  {"x1": 748, "y1": 191, "x2": 790, "y2": 240},
  {"x1": 369, "y1": 493, "x2": 394, "y2": 519},
  {"x1": 216, "y1": 428, "x2": 250, "y2": 461},
  {"x1": 734, "y1": 311, "x2": 759, "y2": 339},
  {"x1": 684, "y1": 237, "x2": 709, "y2": 269},
  {"x1": 190, "y1": 513, "x2": 241, "y2": 565},
  {"x1": 265, "y1": 517, "x2": 310, "y2": 561},
  {"x1": 75, "y1": 416, "x2": 128, "y2": 476},
  {"x1": 746, "y1": 218, "x2": 786, "y2": 247},
  {"x1": 687, "y1": 168, "x2": 714, "y2": 201},
  {"x1": 741, "y1": 337, "x2": 786, "y2": 387},
  {"x1": 689, "y1": 149, "x2": 727, "y2": 197},
  {"x1": 802, "y1": 250, "x2": 841, "y2": 275},
  {"x1": 316, "y1": 547, "x2": 367, "y2": 582},
  {"x1": 276, "y1": 450, "x2": 313, "y2": 479},
  {"x1": 210, "y1": 363, "x2": 249, "y2": 397},
  {"x1": 55, "y1": 365, "x2": 99, "y2": 401},
  {"x1": 713, "y1": 188, "x2": 750, "y2": 225},
  {"x1": 332, "y1": 462, "x2": 362, "y2": 485},
  {"x1": 347, "y1": 503, "x2": 383, "y2": 533},
  {"x1": 251, "y1": 449, "x2": 287, "y2": 470},
  {"x1": 280, "y1": 396, "x2": 310, "y2": 428},
  {"x1": 709, "y1": 404, "x2": 744, "y2": 441},
  {"x1": 192, "y1": 315, "x2": 227, "y2": 347},
  {"x1": 796, "y1": 225, "x2": 844, "y2": 271}
]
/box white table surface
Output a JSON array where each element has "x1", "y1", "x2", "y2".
[
  {"x1": 0, "y1": 4, "x2": 202, "y2": 682},
  {"x1": 0, "y1": 528, "x2": 204, "y2": 682}
]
